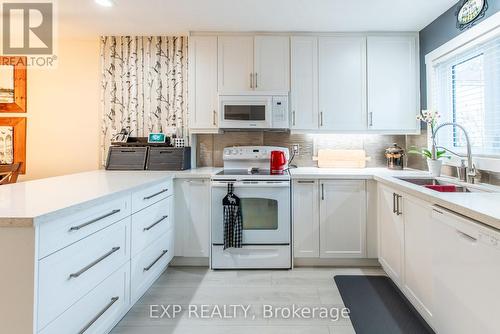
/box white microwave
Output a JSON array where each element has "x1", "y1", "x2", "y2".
[{"x1": 218, "y1": 95, "x2": 289, "y2": 129}]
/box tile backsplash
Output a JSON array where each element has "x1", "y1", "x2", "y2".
[{"x1": 196, "y1": 131, "x2": 406, "y2": 168}]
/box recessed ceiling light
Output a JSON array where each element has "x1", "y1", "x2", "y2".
[{"x1": 95, "y1": 0, "x2": 114, "y2": 7}]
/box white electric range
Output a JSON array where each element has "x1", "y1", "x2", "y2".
[{"x1": 211, "y1": 146, "x2": 291, "y2": 269}]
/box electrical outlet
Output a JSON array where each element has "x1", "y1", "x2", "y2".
[{"x1": 292, "y1": 144, "x2": 300, "y2": 155}]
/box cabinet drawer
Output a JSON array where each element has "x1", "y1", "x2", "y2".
[
  {"x1": 132, "y1": 179, "x2": 173, "y2": 213},
  {"x1": 131, "y1": 230, "x2": 173, "y2": 304},
  {"x1": 38, "y1": 195, "x2": 130, "y2": 259},
  {"x1": 131, "y1": 197, "x2": 172, "y2": 257},
  {"x1": 39, "y1": 264, "x2": 129, "y2": 334},
  {"x1": 38, "y1": 218, "x2": 130, "y2": 330}
]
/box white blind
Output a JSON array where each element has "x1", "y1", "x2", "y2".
[{"x1": 432, "y1": 34, "x2": 500, "y2": 157}]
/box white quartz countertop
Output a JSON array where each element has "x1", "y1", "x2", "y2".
[
  {"x1": 290, "y1": 167, "x2": 500, "y2": 230},
  {"x1": 1, "y1": 166, "x2": 499, "y2": 230},
  {"x1": 0, "y1": 168, "x2": 220, "y2": 222},
  {"x1": 289, "y1": 167, "x2": 427, "y2": 179}
]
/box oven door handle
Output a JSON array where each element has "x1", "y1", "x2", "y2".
[{"x1": 211, "y1": 181, "x2": 290, "y2": 188}]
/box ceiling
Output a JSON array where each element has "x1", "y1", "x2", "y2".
[{"x1": 57, "y1": 0, "x2": 458, "y2": 38}]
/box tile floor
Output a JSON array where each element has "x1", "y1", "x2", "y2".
[{"x1": 111, "y1": 266, "x2": 385, "y2": 334}]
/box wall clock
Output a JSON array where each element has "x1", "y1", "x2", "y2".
[{"x1": 456, "y1": 0, "x2": 488, "y2": 30}]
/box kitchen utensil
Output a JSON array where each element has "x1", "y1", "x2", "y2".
[
  {"x1": 270, "y1": 150, "x2": 287, "y2": 174},
  {"x1": 385, "y1": 143, "x2": 405, "y2": 170}
]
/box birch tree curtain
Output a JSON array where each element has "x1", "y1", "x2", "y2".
[{"x1": 100, "y1": 36, "x2": 187, "y2": 161}]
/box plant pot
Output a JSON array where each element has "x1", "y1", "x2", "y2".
[{"x1": 427, "y1": 159, "x2": 443, "y2": 177}]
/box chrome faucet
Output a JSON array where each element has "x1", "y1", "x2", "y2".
[{"x1": 431, "y1": 122, "x2": 477, "y2": 184}]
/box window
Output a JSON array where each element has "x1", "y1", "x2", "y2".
[{"x1": 432, "y1": 34, "x2": 500, "y2": 157}]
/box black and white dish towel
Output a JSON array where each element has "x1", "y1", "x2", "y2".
[{"x1": 222, "y1": 183, "x2": 243, "y2": 250}]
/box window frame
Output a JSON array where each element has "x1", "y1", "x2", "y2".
[{"x1": 425, "y1": 11, "x2": 500, "y2": 173}]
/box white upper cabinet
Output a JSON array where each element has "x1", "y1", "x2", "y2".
[
  {"x1": 367, "y1": 35, "x2": 419, "y2": 132},
  {"x1": 254, "y1": 36, "x2": 290, "y2": 92},
  {"x1": 217, "y1": 35, "x2": 289, "y2": 93},
  {"x1": 189, "y1": 32, "x2": 419, "y2": 133},
  {"x1": 189, "y1": 36, "x2": 218, "y2": 132},
  {"x1": 319, "y1": 36, "x2": 367, "y2": 131},
  {"x1": 217, "y1": 36, "x2": 254, "y2": 92},
  {"x1": 319, "y1": 180, "x2": 367, "y2": 258},
  {"x1": 291, "y1": 36, "x2": 319, "y2": 129}
]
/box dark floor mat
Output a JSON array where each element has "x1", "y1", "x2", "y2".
[{"x1": 334, "y1": 275, "x2": 434, "y2": 334}]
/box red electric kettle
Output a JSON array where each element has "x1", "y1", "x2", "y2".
[{"x1": 270, "y1": 150, "x2": 287, "y2": 174}]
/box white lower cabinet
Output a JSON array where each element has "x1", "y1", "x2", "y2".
[
  {"x1": 131, "y1": 229, "x2": 173, "y2": 304},
  {"x1": 293, "y1": 179, "x2": 367, "y2": 259},
  {"x1": 39, "y1": 264, "x2": 130, "y2": 334},
  {"x1": 377, "y1": 184, "x2": 404, "y2": 285},
  {"x1": 319, "y1": 180, "x2": 367, "y2": 258},
  {"x1": 131, "y1": 197, "x2": 172, "y2": 257},
  {"x1": 174, "y1": 178, "x2": 210, "y2": 258},
  {"x1": 293, "y1": 180, "x2": 320, "y2": 257},
  {"x1": 378, "y1": 184, "x2": 434, "y2": 327},
  {"x1": 31, "y1": 178, "x2": 175, "y2": 334},
  {"x1": 38, "y1": 217, "x2": 130, "y2": 330},
  {"x1": 402, "y1": 195, "x2": 433, "y2": 324}
]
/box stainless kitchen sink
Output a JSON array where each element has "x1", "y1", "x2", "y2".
[{"x1": 395, "y1": 177, "x2": 479, "y2": 193}]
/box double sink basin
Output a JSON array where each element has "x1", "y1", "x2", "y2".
[{"x1": 395, "y1": 177, "x2": 493, "y2": 193}]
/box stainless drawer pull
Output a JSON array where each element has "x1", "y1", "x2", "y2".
[
  {"x1": 392, "y1": 193, "x2": 397, "y2": 214},
  {"x1": 69, "y1": 247, "x2": 121, "y2": 279},
  {"x1": 143, "y1": 215, "x2": 168, "y2": 231},
  {"x1": 143, "y1": 188, "x2": 169, "y2": 200},
  {"x1": 143, "y1": 250, "x2": 168, "y2": 272},
  {"x1": 297, "y1": 180, "x2": 315, "y2": 184},
  {"x1": 69, "y1": 209, "x2": 121, "y2": 231},
  {"x1": 78, "y1": 296, "x2": 119, "y2": 334},
  {"x1": 396, "y1": 194, "x2": 402, "y2": 216}
]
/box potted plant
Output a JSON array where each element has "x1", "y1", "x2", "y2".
[{"x1": 408, "y1": 110, "x2": 450, "y2": 177}]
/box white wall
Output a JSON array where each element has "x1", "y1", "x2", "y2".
[{"x1": 17, "y1": 38, "x2": 101, "y2": 181}]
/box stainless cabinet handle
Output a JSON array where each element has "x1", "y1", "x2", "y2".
[
  {"x1": 143, "y1": 188, "x2": 168, "y2": 200},
  {"x1": 143, "y1": 250, "x2": 168, "y2": 272},
  {"x1": 292, "y1": 111, "x2": 296, "y2": 126},
  {"x1": 69, "y1": 247, "x2": 120, "y2": 279},
  {"x1": 297, "y1": 180, "x2": 315, "y2": 184},
  {"x1": 396, "y1": 194, "x2": 402, "y2": 216},
  {"x1": 320, "y1": 111, "x2": 324, "y2": 127},
  {"x1": 392, "y1": 193, "x2": 397, "y2": 214},
  {"x1": 69, "y1": 209, "x2": 121, "y2": 231},
  {"x1": 368, "y1": 112, "x2": 373, "y2": 127},
  {"x1": 250, "y1": 73, "x2": 253, "y2": 89},
  {"x1": 321, "y1": 184, "x2": 325, "y2": 200},
  {"x1": 212, "y1": 110, "x2": 217, "y2": 126},
  {"x1": 78, "y1": 296, "x2": 119, "y2": 334},
  {"x1": 255, "y1": 72, "x2": 258, "y2": 88},
  {"x1": 143, "y1": 215, "x2": 168, "y2": 231}
]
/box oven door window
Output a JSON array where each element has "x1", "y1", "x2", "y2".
[
  {"x1": 224, "y1": 105, "x2": 266, "y2": 121},
  {"x1": 240, "y1": 198, "x2": 278, "y2": 230}
]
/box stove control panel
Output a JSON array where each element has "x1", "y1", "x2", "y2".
[{"x1": 223, "y1": 146, "x2": 290, "y2": 161}]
